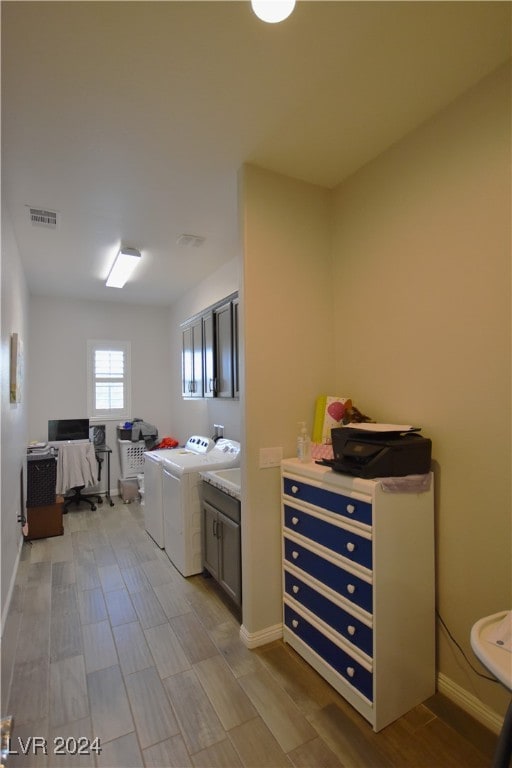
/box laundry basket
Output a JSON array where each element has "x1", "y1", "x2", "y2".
[{"x1": 118, "y1": 439, "x2": 146, "y2": 478}]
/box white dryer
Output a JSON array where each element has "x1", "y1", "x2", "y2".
[{"x1": 161, "y1": 437, "x2": 241, "y2": 577}]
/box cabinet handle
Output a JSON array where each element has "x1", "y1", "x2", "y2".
[
  {"x1": 217, "y1": 521, "x2": 223, "y2": 540},
  {"x1": 213, "y1": 519, "x2": 217, "y2": 537},
  {"x1": 291, "y1": 516, "x2": 299, "y2": 526},
  {"x1": 292, "y1": 585, "x2": 299, "y2": 594},
  {"x1": 291, "y1": 485, "x2": 299, "y2": 494},
  {"x1": 346, "y1": 504, "x2": 355, "y2": 515},
  {"x1": 347, "y1": 584, "x2": 356, "y2": 594},
  {"x1": 292, "y1": 619, "x2": 299, "y2": 628},
  {"x1": 346, "y1": 666, "x2": 355, "y2": 678},
  {"x1": 292, "y1": 551, "x2": 299, "y2": 560},
  {"x1": 347, "y1": 625, "x2": 356, "y2": 636},
  {"x1": 346, "y1": 542, "x2": 356, "y2": 553}
]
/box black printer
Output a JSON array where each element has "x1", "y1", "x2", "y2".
[{"x1": 318, "y1": 426, "x2": 432, "y2": 478}]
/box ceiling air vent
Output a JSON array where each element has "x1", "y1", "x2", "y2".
[
  {"x1": 28, "y1": 207, "x2": 58, "y2": 228},
  {"x1": 176, "y1": 233, "x2": 205, "y2": 248}
]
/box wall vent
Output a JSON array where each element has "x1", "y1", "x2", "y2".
[{"x1": 28, "y1": 207, "x2": 58, "y2": 228}]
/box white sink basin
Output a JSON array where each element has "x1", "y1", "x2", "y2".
[{"x1": 201, "y1": 467, "x2": 241, "y2": 497}]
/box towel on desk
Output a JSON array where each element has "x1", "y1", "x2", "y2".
[{"x1": 56, "y1": 442, "x2": 97, "y2": 495}]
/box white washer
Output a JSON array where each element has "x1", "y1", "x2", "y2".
[
  {"x1": 143, "y1": 436, "x2": 215, "y2": 548},
  {"x1": 161, "y1": 437, "x2": 241, "y2": 577}
]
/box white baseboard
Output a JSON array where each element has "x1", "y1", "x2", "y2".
[
  {"x1": 239, "y1": 622, "x2": 283, "y2": 649},
  {"x1": 437, "y1": 672, "x2": 503, "y2": 735},
  {"x1": 1, "y1": 532, "x2": 24, "y2": 636}
]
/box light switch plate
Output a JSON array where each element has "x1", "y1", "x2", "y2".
[{"x1": 259, "y1": 446, "x2": 283, "y2": 468}]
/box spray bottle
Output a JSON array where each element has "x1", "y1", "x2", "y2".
[{"x1": 297, "y1": 421, "x2": 311, "y2": 463}]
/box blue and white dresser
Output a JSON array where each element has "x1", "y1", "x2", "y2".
[{"x1": 281, "y1": 458, "x2": 435, "y2": 731}]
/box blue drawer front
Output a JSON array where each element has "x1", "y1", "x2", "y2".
[
  {"x1": 284, "y1": 505, "x2": 372, "y2": 570},
  {"x1": 284, "y1": 538, "x2": 373, "y2": 614},
  {"x1": 284, "y1": 570, "x2": 373, "y2": 658},
  {"x1": 283, "y1": 477, "x2": 372, "y2": 527},
  {"x1": 285, "y1": 604, "x2": 373, "y2": 702}
]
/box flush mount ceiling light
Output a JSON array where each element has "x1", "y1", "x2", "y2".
[
  {"x1": 106, "y1": 247, "x2": 141, "y2": 288},
  {"x1": 250, "y1": 0, "x2": 296, "y2": 23}
]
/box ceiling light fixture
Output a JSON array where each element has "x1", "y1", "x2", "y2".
[
  {"x1": 106, "y1": 247, "x2": 141, "y2": 288},
  {"x1": 250, "y1": 0, "x2": 296, "y2": 23}
]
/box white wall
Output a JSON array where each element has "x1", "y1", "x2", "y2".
[
  {"x1": 331, "y1": 63, "x2": 511, "y2": 718},
  {"x1": 167, "y1": 258, "x2": 241, "y2": 444},
  {"x1": 1, "y1": 207, "x2": 29, "y2": 703},
  {"x1": 28, "y1": 296, "x2": 173, "y2": 490}
]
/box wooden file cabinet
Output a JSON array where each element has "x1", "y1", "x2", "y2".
[{"x1": 26, "y1": 496, "x2": 64, "y2": 540}]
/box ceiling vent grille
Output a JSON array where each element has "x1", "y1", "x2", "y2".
[
  {"x1": 29, "y1": 207, "x2": 58, "y2": 228},
  {"x1": 176, "y1": 233, "x2": 205, "y2": 248}
]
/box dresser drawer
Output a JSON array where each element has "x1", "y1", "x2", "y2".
[
  {"x1": 284, "y1": 505, "x2": 372, "y2": 570},
  {"x1": 284, "y1": 537, "x2": 373, "y2": 614},
  {"x1": 283, "y1": 477, "x2": 372, "y2": 527},
  {"x1": 284, "y1": 604, "x2": 373, "y2": 702},
  {"x1": 284, "y1": 570, "x2": 373, "y2": 657}
]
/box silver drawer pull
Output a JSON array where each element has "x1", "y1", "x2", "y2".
[
  {"x1": 346, "y1": 542, "x2": 356, "y2": 553},
  {"x1": 291, "y1": 485, "x2": 299, "y2": 494},
  {"x1": 292, "y1": 585, "x2": 299, "y2": 594},
  {"x1": 292, "y1": 619, "x2": 299, "y2": 628},
  {"x1": 346, "y1": 666, "x2": 355, "y2": 678},
  {"x1": 292, "y1": 551, "x2": 299, "y2": 560},
  {"x1": 347, "y1": 584, "x2": 356, "y2": 594},
  {"x1": 347, "y1": 625, "x2": 356, "y2": 636},
  {"x1": 346, "y1": 504, "x2": 355, "y2": 514},
  {"x1": 291, "y1": 516, "x2": 299, "y2": 526}
]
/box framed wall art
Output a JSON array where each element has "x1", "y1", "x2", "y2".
[{"x1": 10, "y1": 332, "x2": 23, "y2": 404}]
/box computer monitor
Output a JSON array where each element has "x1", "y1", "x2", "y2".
[{"x1": 48, "y1": 419, "x2": 90, "y2": 443}]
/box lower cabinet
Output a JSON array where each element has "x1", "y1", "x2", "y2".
[{"x1": 201, "y1": 482, "x2": 241, "y2": 607}]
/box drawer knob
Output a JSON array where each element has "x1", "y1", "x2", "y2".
[
  {"x1": 346, "y1": 542, "x2": 356, "y2": 553},
  {"x1": 346, "y1": 666, "x2": 355, "y2": 678},
  {"x1": 292, "y1": 585, "x2": 299, "y2": 594},
  {"x1": 292, "y1": 551, "x2": 299, "y2": 560},
  {"x1": 346, "y1": 504, "x2": 355, "y2": 514},
  {"x1": 292, "y1": 619, "x2": 299, "y2": 628},
  {"x1": 291, "y1": 516, "x2": 299, "y2": 526},
  {"x1": 347, "y1": 584, "x2": 356, "y2": 594},
  {"x1": 347, "y1": 625, "x2": 356, "y2": 636},
  {"x1": 291, "y1": 485, "x2": 299, "y2": 494}
]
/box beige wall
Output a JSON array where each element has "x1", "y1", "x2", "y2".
[
  {"x1": 240, "y1": 63, "x2": 511, "y2": 719},
  {"x1": 240, "y1": 165, "x2": 334, "y2": 635},
  {"x1": 331, "y1": 63, "x2": 511, "y2": 716}
]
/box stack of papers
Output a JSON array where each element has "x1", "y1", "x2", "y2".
[{"x1": 346, "y1": 423, "x2": 420, "y2": 432}]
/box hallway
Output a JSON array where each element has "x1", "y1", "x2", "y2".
[{"x1": 2, "y1": 498, "x2": 495, "y2": 767}]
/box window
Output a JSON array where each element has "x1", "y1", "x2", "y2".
[{"x1": 87, "y1": 340, "x2": 131, "y2": 420}]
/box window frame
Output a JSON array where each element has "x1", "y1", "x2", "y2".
[{"x1": 87, "y1": 339, "x2": 131, "y2": 421}]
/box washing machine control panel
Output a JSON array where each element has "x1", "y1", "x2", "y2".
[{"x1": 184, "y1": 435, "x2": 215, "y2": 453}]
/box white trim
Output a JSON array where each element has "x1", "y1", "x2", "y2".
[
  {"x1": 1, "y1": 532, "x2": 24, "y2": 636},
  {"x1": 239, "y1": 622, "x2": 283, "y2": 649},
  {"x1": 437, "y1": 671, "x2": 503, "y2": 735}
]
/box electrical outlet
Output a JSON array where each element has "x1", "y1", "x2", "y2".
[{"x1": 259, "y1": 447, "x2": 283, "y2": 468}]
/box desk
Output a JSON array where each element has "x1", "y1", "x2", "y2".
[
  {"x1": 95, "y1": 445, "x2": 114, "y2": 506},
  {"x1": 471, "y1": 611, "x2": 512, "y2": 768}
]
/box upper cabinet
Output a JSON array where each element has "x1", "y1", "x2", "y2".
[
  {"x1": 181, "y1": 292, "x2": 239, "y2": 400},
  {"x1": 182, "y1": 316, "x2": 203, "y2": 398}
]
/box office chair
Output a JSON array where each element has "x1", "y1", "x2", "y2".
[
  {"x1": 64, "y1": 484, "x2": 103, "y2": 512},
  {"x1": 57, "y1": 442, "x2": 104, "y2": 513}
]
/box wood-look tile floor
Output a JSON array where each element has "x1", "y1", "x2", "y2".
[{"x1": 2, "y1": 498, "x2": 497, "y2": 768}]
